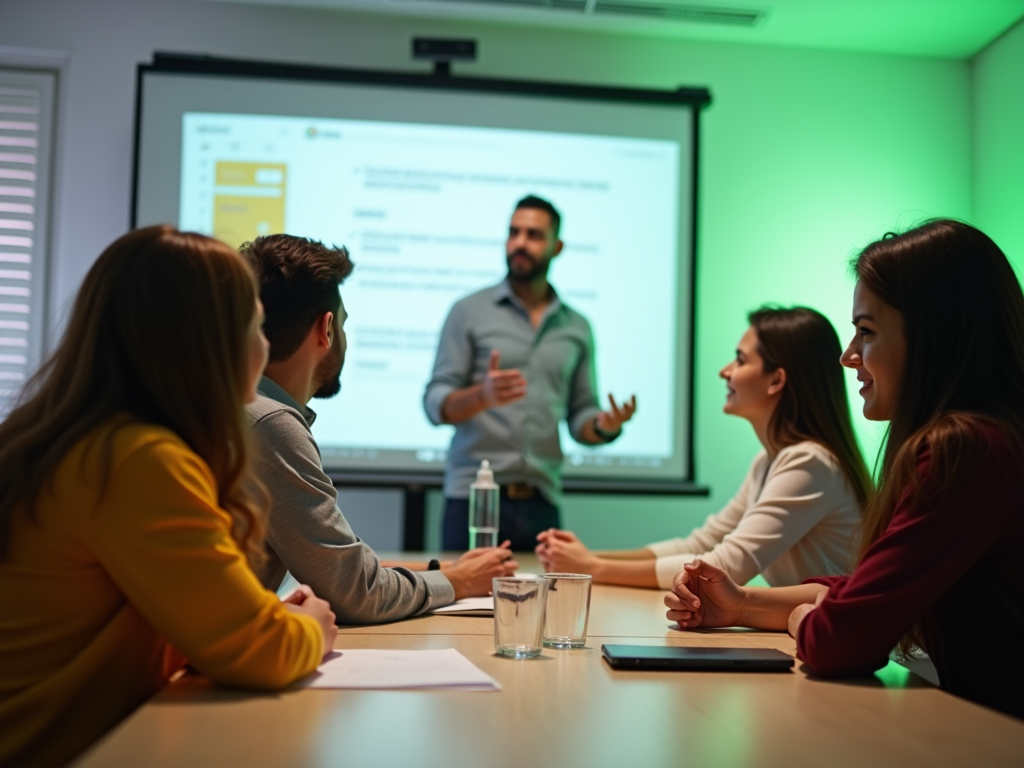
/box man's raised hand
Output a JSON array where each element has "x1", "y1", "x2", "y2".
[
  {"x1": 481, "y1": 350, "x2": 527, "y2": 409},
  {"x1": 595, "y1": 393, "x2": 637, "y2": 435}
]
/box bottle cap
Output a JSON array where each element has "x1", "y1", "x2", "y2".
[{"x1": 473, "y1": 459, "x2": 497, "y2": 488}]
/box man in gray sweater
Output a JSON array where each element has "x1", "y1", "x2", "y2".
[{"x1": 241, "y1": 234, "x2": 515, "y2": 624}]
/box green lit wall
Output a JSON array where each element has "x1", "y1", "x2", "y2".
[
  {"x1": 972, "y1": 19, "x2": 1024, "y2": 277},
  {"x1": 420, "y1": 26, "x2": 975, "y2": 549}
]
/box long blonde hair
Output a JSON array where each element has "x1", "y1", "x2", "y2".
[{"x1": 0, "y1": 225, "x2": 267, "y2": 565}]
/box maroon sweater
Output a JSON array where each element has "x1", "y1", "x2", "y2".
[{"x1": 797, "y1": 422, "x2": 1024, "y2": 719}]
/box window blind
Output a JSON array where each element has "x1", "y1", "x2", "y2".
[{"x1": 0, "y1": 69, "x2": 55, "y2": 419}]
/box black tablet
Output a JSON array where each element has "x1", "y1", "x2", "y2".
[{"x1": 601, "y1": 644, "x2": 794, "y2": 672}]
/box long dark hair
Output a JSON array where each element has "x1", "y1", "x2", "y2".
[
  {"x1": 0, "y1": 226, "x2": 267, "y2": 564},
  {"x1": 853, "y1": 220, "x2": 1024, "y2": 652},
  {"x1": 749, "y1": 307, "x2": 873, "y2": 508}
]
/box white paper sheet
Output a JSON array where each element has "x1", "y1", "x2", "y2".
[
  {"x1": 429, "y1": 596, "x2": 494, "y2": 616},
  {"x1": 303, "y1": 649, "x2": 501, "y2": 691}
]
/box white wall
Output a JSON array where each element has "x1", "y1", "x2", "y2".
[{"x1": 2, "y1": 0, "x2": 976, "y2": 550}]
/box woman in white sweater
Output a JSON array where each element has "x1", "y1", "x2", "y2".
[{"x1": 536, "y1": 307, "x2": 873, "y2": 589}]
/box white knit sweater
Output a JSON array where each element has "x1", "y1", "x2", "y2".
[{"x1": 646, "y1": 441, "x2": 862, "y2": 589}]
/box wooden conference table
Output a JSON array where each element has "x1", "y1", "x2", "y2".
[{"x1": 74, "y1": 557, "x2": 1024, "y2": 768}]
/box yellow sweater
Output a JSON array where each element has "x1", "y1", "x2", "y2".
[{"x1": 0, "y1": 421, "x2": 324, "y2": 767}]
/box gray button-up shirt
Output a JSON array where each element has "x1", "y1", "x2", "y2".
[
  {"x1": 248, "y1": 376, "x2": 454, "y2": 623},
  {"x1": 424, "y1": 280, "x2": 603, "y2": 507}
]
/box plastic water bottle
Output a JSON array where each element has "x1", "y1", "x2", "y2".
[{"x1": 468, "y1": 459, "x2": 499, "y2": 549}]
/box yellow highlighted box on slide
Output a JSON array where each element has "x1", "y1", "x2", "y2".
[{"x1": 213, "y1": 161, "x2": 287, "y2": 248}]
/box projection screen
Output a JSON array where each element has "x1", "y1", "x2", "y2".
[{"x1": 133, "y1": 53, "x2": 709, "y2": 492}]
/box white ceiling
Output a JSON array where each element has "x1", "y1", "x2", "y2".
[{"x1": 198, "y1": 0, "x2": 1024, "y2": 59}]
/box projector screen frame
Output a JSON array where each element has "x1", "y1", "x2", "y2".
[{"x1": 132, "y1": 52, "x2": 711, "y2": 499}]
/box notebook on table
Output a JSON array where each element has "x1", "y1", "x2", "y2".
[{"x1": 429, "y1": 597, "x2": 494, "y2": 616}]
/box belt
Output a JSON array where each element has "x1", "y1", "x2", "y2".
[{"x1": 504, "y1": 483, "x2": 537, "y2": 500}]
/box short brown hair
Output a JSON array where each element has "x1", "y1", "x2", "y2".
[
  {"x1": 240, "y1": 235, "x2": 354, "y2": 362},
  {"x1": 515, "y1": 195, "x2": 561, "y2": 237}
]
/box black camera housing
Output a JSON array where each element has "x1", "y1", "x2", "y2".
[{"x1": 412, "y1": 38, "x2": 478, "y2": 62}]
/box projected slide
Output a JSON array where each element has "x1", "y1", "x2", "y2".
[
  {"x1": 179, "y1": 113, "x2": 681, "y2": 473},
  {"x1": 210, "y1": 161, "x2": 287, "y2": 244},
  {"x1": 135, "y1": 63, "x2": 705, "y2": 486}
]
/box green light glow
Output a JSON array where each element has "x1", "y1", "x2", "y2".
[
  {"x1": 873, "y1": 660, "x2": 914, "y2": 689},
  {"x1": 972, "y1": 19, "x2": 1024, "y2": 279},
  {"x1": 553, "y1": 35, "x2": 972, "y2": 546},
  {"x1": 410, "y1": 20, "x2": 1023, "y2": 555}
]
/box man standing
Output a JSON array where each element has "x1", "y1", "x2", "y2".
[
  {"x1": 241, "y1": 235, "x2": 514, "y2": 624},
  {"x1": 424, "y1": 196, "x2": 636, "y2": 551}
]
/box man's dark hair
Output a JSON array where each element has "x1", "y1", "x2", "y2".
[
  {"x1": 515, "y1": 195, "x2": 561, "y2": 237},
  {"x1": 240, "y1": 235, "x2": 354, "y2": 362}
]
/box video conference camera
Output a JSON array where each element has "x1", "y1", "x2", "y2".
[{"x1": 412, "y1": 38, "x2": 478, "y2": 76}]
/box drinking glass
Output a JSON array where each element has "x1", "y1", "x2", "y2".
[
  {"x1": 542, "y1": 573, "x2": 592, "y2": 649},
  {"x1": 493, "y1": 575, "x2": 549, "y2": 658}
]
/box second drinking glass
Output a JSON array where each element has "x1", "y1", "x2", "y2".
[{"x1": 541, "y1": 573, "x2": 592, "y2": 649}]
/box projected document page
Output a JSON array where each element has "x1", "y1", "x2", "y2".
[{"x1": 180, "y1": 113, "x2": 681, "y2": 476}]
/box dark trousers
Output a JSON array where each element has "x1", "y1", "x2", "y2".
[{"x1": 443, "y1": 493, "x2": 561, "y2": 553}]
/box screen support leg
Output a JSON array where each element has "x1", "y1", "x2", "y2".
[{"x1": 403, "y1": 485, "x2": 426, "y2": 551}]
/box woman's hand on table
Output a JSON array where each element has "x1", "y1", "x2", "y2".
[
  {"x1": 535, "y1": 529, "x2": 599, "y2": 575},
  {"x1": 282, "y1": 584, "x2": 338, "y2": 655},
  {"x1": 664, "y1": 559, "x2": 746, "y2": 630},
  {"x1": 787, "y1": 588, "x2": 825, "y2": 638}
]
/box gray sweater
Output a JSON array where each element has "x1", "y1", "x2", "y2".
[{"x1": 246, "y1": 376, "x2": 454, "y2": 623}]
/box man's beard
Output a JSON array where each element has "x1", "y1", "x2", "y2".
[
  {"x1": 312, "y1": 332, "x2": 344, "y2": 400},
  {"x1": 506, "y1": 249, "x2": 548, "y2": 283}
]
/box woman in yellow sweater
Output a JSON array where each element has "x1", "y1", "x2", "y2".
[{"x1": 0, "y1": 226, "x2": 336, "y2": 767}]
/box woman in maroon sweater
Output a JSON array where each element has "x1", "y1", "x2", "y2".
[{"x1": 665, "y1": 220, "x2": 1024, "y2": 719}]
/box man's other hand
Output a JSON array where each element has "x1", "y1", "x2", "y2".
[{"x1": 480, "y1": 350, "x2": 527, "y2": 409}]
